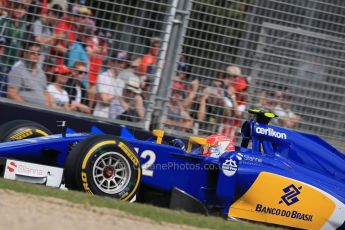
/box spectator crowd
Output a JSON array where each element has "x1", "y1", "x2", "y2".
[{"x1": 0, "y1": 0, "x2": 302, "y2": 141}]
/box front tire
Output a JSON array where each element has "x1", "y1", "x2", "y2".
[
  {"x1": 0, "y1": 120, "x2": 52, "y2": 142},
  {"x1": 64, "y1": 135, "x2": 141, "y2": 201}
]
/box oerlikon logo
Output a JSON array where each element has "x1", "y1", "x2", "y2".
[{"x1": 255, "y1": 127, "x2": 287, "y2": 139}]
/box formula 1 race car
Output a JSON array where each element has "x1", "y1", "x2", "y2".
[{"x1": 0, "y1": 110, "x2": 344, "y2": 229}]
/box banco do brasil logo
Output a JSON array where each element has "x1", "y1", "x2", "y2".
[
  {"x1": 255, "y1": 183, "x2": 312, "y2": 222},
  {"x1": 279, "y1": 184, "x2": 302, "y2": 206}
]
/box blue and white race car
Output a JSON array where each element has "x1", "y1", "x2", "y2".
[{"x1": 0, "y1": 109, "x2": 344, "y2": 229}]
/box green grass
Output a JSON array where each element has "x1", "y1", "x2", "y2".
[{"x1": 0, "y1": 178, "x2": 275, "y2": 230}]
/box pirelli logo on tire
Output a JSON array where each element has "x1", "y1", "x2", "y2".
[
  {"x1": 81, "y1": 172, "x2": 93, "y2": 195},
  {"x1": 9, "y1": 129, "x2": 33, "y2": 140},
  {"x1": 118, "y1": 142, "x2": 139, "y2": 166}
]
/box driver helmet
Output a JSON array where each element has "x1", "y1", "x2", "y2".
[{"x1": 201, "y1": 134, "x2": 235, "y2": 158}]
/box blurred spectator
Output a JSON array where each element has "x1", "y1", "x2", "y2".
[
  {"x1": 109, "y1": 75, "x2": 145, "y2": 122},
  {"x1": 165, "y1": 82, "x2": 193, "y2": 132},
  {"x1": 48, "y1": 0, "x2": 67, "y2": 12},
  {"x1": 118, "y1": 56, "x2": 141, "y2": 85},
  {"x1": 66, "y1": 6, "x2": 89, "y2": 72},
  {"x1": 256, "y1": 89, "x2": 277, "y2": 111},
  {"x1": 68, "y1": 0, "x2": 83, "y2": 9},
  {"x1": 93, "y1": 51, "x2": 128, "y2": 118},
  {"x1": 7, "y1": 42, "x2": 49, "y2": 106},
  {"x1": 194, "y1": 78, "x2": 232, "y2": 135},
  {"x1": 274, "y1": 90, "x2": 302, "y2": 128},
  {"x1": 139, "y1": 37, "x2": 160, "y2": 75},
  {"x1": 125, "y1": 56, "x2": 149, "y2": 104},
  {"x1": 25, "y1": 0, "x2": 43, "y2": 22},
  {"x1": 0, "y1": 36, "x2": 8, "y2": 97},
  {"x1": 67, "y1": 34, "x2": 88, "y2": 78},
  {"x1": 224, "y1": 65, "x2": 248, "y2": 113},
  {"x1": 47, "y1": 64, "x2": 71, "y2": 110},
  {"x1": 52, "y1": 3, "x2": 79, "y2": 65},
  {"x1": 31, "y1": 4, "x2": 63, "y2": 67},
  {"x1": 0, "y1": 0, "x2": 27, "y2": 67},
  {"x1": 174, "y1": 59, "x2": 199, "y2": 110},
  {"x1": 77, "y1": 5, "x2": 92, "y2": 37},
  {"x1": 138, "y1": 37, "x2": 160, "y2": 84},
  {"x1": 65, "y1": 61, "x2": 91, "y2": 114},
  {"x1": 83, "y1": 13, "x2": 109, "y2": 109},
  {"x1": 0, "y1": 0, "x2": 8, "y2": 16},
  {"x1": 220, "y1": 66, "x2": 249, "y2": 140},
  {"x1": 55, "y1": 3, "x2": 79, "y2": 44}
]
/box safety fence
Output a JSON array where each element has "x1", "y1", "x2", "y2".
[{"x1": 1, "y1": 0, "x2": 345, "y2": 151}]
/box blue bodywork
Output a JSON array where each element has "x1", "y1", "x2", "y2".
[{"x1": 0, "y1": 116, "x2": 344, "y2": 228}]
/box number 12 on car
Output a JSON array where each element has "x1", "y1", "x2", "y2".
[{"x1": 135, "y1": 148, "x2": 156, "y2": 177}]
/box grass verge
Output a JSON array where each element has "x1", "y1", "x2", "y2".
[{"x1": 0, "y1": 178, "x2": 275, "y2": 230}]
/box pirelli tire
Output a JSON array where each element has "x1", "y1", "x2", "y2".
[
  {"x1": 64, "y1": 135, "x2": 141, "y2": 201},
  {"x1": 0, "y1": 120, "x2": 52, "y2": 142}
]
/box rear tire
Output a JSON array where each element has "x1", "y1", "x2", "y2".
[
  {"x1": 64, "y1": 135, "x2": 141, "y2": 201},
  {"x1": 0, "y1": 120, "x2": 52, "y2": 142}
]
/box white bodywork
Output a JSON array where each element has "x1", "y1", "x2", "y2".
[{"x1": 3, "y1": 159, "x2": 64, "y2": 188}]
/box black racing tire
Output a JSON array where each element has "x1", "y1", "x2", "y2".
[
  {"x1": 0, "y1": 120, "x2": 52, "y2": 142},
  {"x1": 64, "y1": 135, "x2": 141, "y2": 201}
]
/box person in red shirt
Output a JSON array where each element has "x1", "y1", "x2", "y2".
[
  {"x1": 51, "y1": 5, "x2": 79, "y2": 65},
  {"x1": 220, "y1": 66, "x2": 249, "y2": 142},
  {"x1": 138, "y1": 37, "x2": 161, "y2": 78},
  {"x1": 138, "y1": 37, "x2": 161, "y2": 101},
  {"x1": 84, "y1": 25, "x2": 110, "y2": 108}
]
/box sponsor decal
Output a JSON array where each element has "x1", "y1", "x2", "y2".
[
  {"x1": 119, "y1": 187, "x2": 130, "y2": 199},
  {"x1": 279, "y1": 184, "x2": 302, "y2": 206},
  {"x1": 17, "y1": 164, "x2": 43, "y2": 176},
  {"x1": 255, "y1": 204, "x2": 313, "y2": 222},
  {"x1": 242, "y1": 155, "x2": 263, "y2": 165},
  {"x1": 236, "y1": 153, "x2": 243, "y2": 160},
  {"x1": 229, "y1": 172, "x2": 336, "y2": 229},
  {"x1": 221, "y1": 159, "x2": 237, "y2": 177},
  {"x1": 118, "y1": 142, "x2": 139, "y2": 166},
  {"x1": 7, "y1": 161, "x2": 43, "y2": 176},
  {"x1": 254, "y1": 184, "x2": 312, "y2": 221},
  {"x1": 255, "y1": 127, "x2": 287, "y2": 139},
  {"x1": 9, "y1": 129, "x2": 33, "y2": 140},
  {"x1": 7, "y1": 161, "x2": 17, "y2": 173},
  {"x1": 81, "y1": 172, "x2": 93, "y2": 194},
  {"x1": 236, "y1": 153, "x2": 263, "y2": 166}
]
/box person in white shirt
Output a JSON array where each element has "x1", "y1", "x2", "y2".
[
  {"x1": 109, "y1": 75, "x2": 145, "y2": 122},
  {"x1": 47, "y1": 65, "x2": 72, "y2": 110},
  {"x1": 274, "y1": 90, "x2": 302, "y2": 128},
  {"x1": 93, "y1": 51, "x2": 128, "y2": 118},
  {"x1": 65, "y1": 61, "x2": 91, "y2": 114}
]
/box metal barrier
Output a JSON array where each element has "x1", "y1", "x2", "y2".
[{"x1": 1, "y1": 0, "x2": 345, "y2": 152}]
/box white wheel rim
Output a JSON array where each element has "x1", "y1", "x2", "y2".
[{"x1": 92, "y1": 152, "x2": 131, "y2": 195}]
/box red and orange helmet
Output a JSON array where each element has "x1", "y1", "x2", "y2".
[{"x1": 201, "y1": 134, "x2": 235, "y2": 158}]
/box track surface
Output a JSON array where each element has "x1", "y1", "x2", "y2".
[{"x1": 0, "y1": 190, "x2": 205, "y2": 230}]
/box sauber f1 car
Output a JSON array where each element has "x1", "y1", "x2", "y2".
[{"x1": 0, "y1": 110, "x2": 344, "y2": 229}]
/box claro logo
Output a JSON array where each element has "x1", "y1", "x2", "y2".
[{"x1": 255, "y1": 127, "x2": 287, "y2": 139}]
